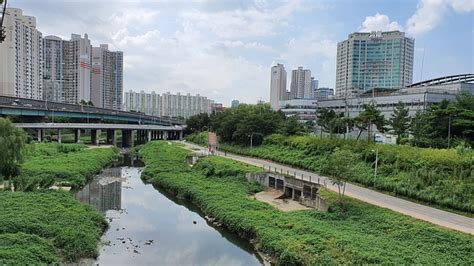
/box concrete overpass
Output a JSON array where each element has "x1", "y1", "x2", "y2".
[
  {"x1": 15, "y1": 123, "x2": 185, "y2": 147},
  {"x1": 0, "y1": 95, "x2": 183, "y2": 125}
]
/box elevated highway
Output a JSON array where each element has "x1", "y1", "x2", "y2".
[{"x1": 0, "y1": 95, "x2": 183, "y2": 125}]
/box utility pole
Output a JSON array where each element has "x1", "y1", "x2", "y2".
[
  {"x1": 447, "y1": 114, "x2": 452, "y2": 148},
  {"x1": 248, "y1": 133, "x2": 254, "y2": 150}
]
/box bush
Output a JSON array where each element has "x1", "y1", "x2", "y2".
[
  {"x1": 0, "y1": 190, "x2": 108, "y2": 263},
  {"x1": 19, "y1": 143, "x2": 121, "y2": 189}
]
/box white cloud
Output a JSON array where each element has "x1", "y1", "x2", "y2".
[
  {"x1": 450, "y1": 0, "x2": 474, "y2": 12},
  {"x1": 181, "y1": 0, "x2": 301, "y2": 38},
  {"x1": 406, "y1": 0, "x2": 474, "y2": 36},
  {"x1": 359, "y1": 13, "x2": 403, "y2": 32},
  {"x1": 406, "y1": 0, "x2": 447, "y2": 36},
  {"x1": 279, "y1": 32, "x2": 337, "y2": 87}
]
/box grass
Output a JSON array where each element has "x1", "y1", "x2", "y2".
[
  {"x1": 0, "y1": 190, "x2": 108, "y2": 264},
  {"x1": 187, "y1": 132, "x2": 474, "y2": 213},
  {"x1": 17, "y1": 143, "x2": 121, "y2": 189},
  {"x1": 140, "y1": 141, "x2": 474, "y2": 265}
]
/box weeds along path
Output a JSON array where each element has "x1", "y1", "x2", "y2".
[
  {"x1": 181, "y1": 141, "x2": 474, "y2": 235},
  {"x1": 140, "y1": 141, "x2": 474, "y2": 265}
]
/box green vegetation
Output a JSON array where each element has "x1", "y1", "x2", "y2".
[
  {"x1": 140, "y1": 141, "x2": 474, "y2": 265},
  {"x1": 17, "y1": 143, "x2": 120, "y2": 189},
  {"x1": 0, "y1": 190, "x2": 108, "y2": 264},
  {"x1": 186, "y1": 103, "x2": 309, "y2": 146},
  {"x1": 188, "y1": 132, "x2": 474, "y2": 213},
  {"x1": 0, "y1": 118, "x2": 29, "y2": 189}
]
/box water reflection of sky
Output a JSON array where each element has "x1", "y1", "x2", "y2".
[{"x1": 81, "y1": 166, "x2": 261, "y2": 266}]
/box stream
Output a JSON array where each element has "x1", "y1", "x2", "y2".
[{"x1": 75, "y1": 157, "x2": 262, "y2": 265}]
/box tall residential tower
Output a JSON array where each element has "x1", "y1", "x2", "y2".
[
  {"x1": 91, "y1": 44, "x2": 123, "y2": 110},
  {"x1": 335, "y1": 30, "x2": 414, "y2": 98},
  {"x1": 42, "y1": 34, "x2": 92, "y2": 104},
  {"x1": 290, "y1": 66, "x2": 312, "y2": 99},
  {"x1": 269, "y1": 63, "x2": 287, "y2": 110},
  {"x1": 0, "y1": 8, "x2": 43, "y2": 99}
]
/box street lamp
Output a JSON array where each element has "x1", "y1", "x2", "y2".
[
  {"x1": 248, "y1": 133, "x2": 254, "y2": 150},
  {"x1": 372, "y1": 148, "x2": 379, "y2": 186}
]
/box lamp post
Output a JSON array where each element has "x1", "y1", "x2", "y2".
[
  {"x1": 248, "y1": 133, "x2": 254, "y2": 150},
  {"x1": 372, "y1": 148, "x2": 379, "y2": 186}
]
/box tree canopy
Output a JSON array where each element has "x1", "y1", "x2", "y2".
[
  {"x1": 411, "y1": 92, "x2": 474, "y2": 148},
  {"x1": 0, "y1": 118, "x2": 28, "y2": 189},
  {"x1": 389, "y1": 101, "x2": 410, "y2": 144},
  {"x1": 186, "y1": 103, "x2": 309, "y2": 146}
]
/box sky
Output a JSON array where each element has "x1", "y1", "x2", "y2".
[{"x1": 11, "y1": 0, "x2": 474, "y2": 106}]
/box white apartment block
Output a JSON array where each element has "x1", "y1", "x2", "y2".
[
  {"x1": 43, "y1": 35, "x2": 64, "y2": 102},
  {"x1": 290, "y1": 66, "x2": 312, "y2": 99},
  {"x1": 64, "y1": 33, "x2": 91, "y2": 104},
  {"x1": 42, "y1": 34, "x2": 92, "y2": 104},
  {"x1": 0, "y1": 8, "x2": 43, "y2": 99},
  {"x1": 336, "y1": 30, "x2": 414, "y2": 98},
  {"x1": 124, "y1": 90, "x2": 214, "y2": 118},
  {"x1": 91, "y1": 44, "x2": 123, "y2": 110},
  {"x1": 269, "y1": 63, "x2": 287, "y2": 110}
]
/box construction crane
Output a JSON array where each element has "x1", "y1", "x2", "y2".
[{"x1": 0, "y1": 0, "x2": 7, "y2": 43}]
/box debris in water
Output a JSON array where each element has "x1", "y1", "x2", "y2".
[
  {"x1": 193, "y1": 220, "x2": 197, "y2": 224},
  {"x1": 133, "y1": 249, "x2": 141, "y2": 254}
]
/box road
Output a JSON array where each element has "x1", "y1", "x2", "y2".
[{"x1": 181, "y1": 141, "x2": 474, "y2": 235}]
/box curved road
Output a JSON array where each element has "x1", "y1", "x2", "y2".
[{"x1": 181, "y1": 141, "x2": 474, "y2": 235}]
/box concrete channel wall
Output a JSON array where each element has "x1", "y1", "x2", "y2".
[{"x1": 246, "y1": 172, "x2": 327, "y2": 211}]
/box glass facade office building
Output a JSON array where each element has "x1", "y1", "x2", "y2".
[{"x1": 336, "y1": 31, "x2": 414, "y2": 98}]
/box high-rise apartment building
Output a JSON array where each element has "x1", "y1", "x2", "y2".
[
  {"x1": 336, "y1": 30, "x2": 414, "y2": 98},
  {"x1": 269, "y1": 63, "x2": 287, "y2": 110},
  {"x1": 43, "y1": 34, "x2": 93, "y2": 104},
  {"x1": 43, "y1": 36, "x2": 64, "y2": 102},
  {"x1": 91, "y1": 44, "x2": 123, "y2": 109},
  {"x1": 311, "y1": 77, "x2": 318, "y2": 99},
  {"x1": 64, "y1": 33, "x2": 91, "y2": 104},
  {"x1": 0, "y1": 8, "x2": 43, "y2": 99},
  {"x1": 124, "y1": 90, "x2": 214, "y2": 118},
  {"x1": 290, "y1": 66, "x2": 312, "y2": 99}
]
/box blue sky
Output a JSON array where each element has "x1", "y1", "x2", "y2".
[{"x1": 12, "y1": 0, "x2": 474, "y2": 105}]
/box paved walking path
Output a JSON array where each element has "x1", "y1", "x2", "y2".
[{"x1": 181, "y1": 141, "x2": 474, "y2": 235}]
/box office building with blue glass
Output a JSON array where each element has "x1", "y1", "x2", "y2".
[{"x1": 336, "y1": 31, "x2": 414, "y2": 98}]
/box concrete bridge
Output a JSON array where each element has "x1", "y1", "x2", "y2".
[
  {"x1": 15, "y1": 123, "x2": 185, "y2": 147},
  {"x1": 0, "y1": 95, "x2": 183, "y2": 125}
]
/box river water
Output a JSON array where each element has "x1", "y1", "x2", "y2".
[{"x1": 75, "y1": 163, "x2": 262, "y2": 266}]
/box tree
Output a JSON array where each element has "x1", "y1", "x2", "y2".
[
  {"x1": 280, "y1": 116, "x2": 306, "y2": 136},
  {"x1": 316, "y1": 108, "x2": 345, "y2": 137},
  {"x1": 356, "y1": 103, "x2": 385, "y2": 142},
  {"x1": 389, "y1": 101, "x2": 410, "y2": 144},
  {"x1": 185, "y1": 113, "x2": 210, "y2": 134},
  {"x1": 410, "y1": 110, "x2": 432, "y2": 147},
  {"x1": 321, "y1": 149, "x2": 358, "y2": 204},
  {"x1": 0, "y1": 118, "x2": 28, "y2": 191}
]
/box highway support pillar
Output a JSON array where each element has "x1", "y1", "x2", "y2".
[
  {"x1": 122, "y1": 129, "x2": 134, "y2": 148},
  {"x1": 37, "y1": 129, "x2": 44, "y2": 142},
  {"x1": 91, "y1": 129, "x2": 99, "y2": 145},
  {"x1": 179, "y1": 131, "x2": 183, "y2": 140},
  {"x1": 74, "y1": 129, "x2": 81, "y2": 143},
  {"x1": 107, "y1": 129, "x2": 116, "y2": 146},
  {"x1": 147, "y1": 130, "x2": 152, "y2": 142},
  {"x1": 164, "y1": 131, "x2": 168, "y2": 140},
  {"x1": 57, "y1": 129, "x2": 62, "y2": 143}
]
